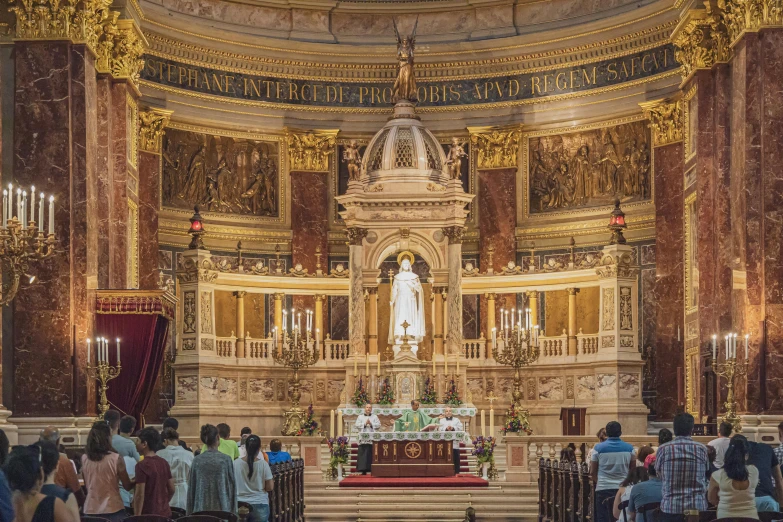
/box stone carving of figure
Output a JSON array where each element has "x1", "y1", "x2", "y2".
[
  {"x1": 213, "y1": 143, "x2": 238, "y2": 212},
  {"x1": 241, "y1": 149, "x2": 265, "y2": 212},
  {"x1": 445, "y1": 137, "x2": 468, "y2": 180},
  {"x1": 343, "y1": 140, "x2": 362, "y2": 181},
  {"x1": 392, "y1": 19, "x2": 418, "y2": 103},
  {"x1": 571, "y1": 145, "x2": 591, "y2": 205},
  {"x1": 598, "y1": 133, "x2": 620, "y2": 195},
  {"x1": 388, "y1": 255, "x2": 425, "y2": 346},
  {"x1": 179, "y1": 145, "x2": 207, "y2": 204},
  {"x1": 263, "y1": 155, "x2": 277, "y2": 214}
]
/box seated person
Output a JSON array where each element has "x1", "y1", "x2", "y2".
[
  {"x1": 627, "y1": 456, "x2": 663, "y2": 522},
  {"x1": 394, "y1": 400, "x2": 438, "y2": 432},
  {"x1": 266, "y1": 439, "x2": 292, "y2": 465}
]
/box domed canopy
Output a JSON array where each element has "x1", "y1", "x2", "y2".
[{"x1": 362, "y1": 103, "x2": 449, "y2": 187}]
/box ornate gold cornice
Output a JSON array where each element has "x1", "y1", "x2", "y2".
[
  {"x1": 671, "y1": 5, "x2": 731, "y2": 81},
  {"x1": 285, "y1": 129, "x2": 338, "y2": 172},
  {"x1": 138, "y1": 108, "x2": 172, "y2": 153},
  {"x1": 640, "y1": 98, "x2": 684, "y2": 147},
  {"x1": 346, "y1": 227, "x2": 368, "y2": 246},
  {"x1": 442, "y1": 226, "x2": 465, "y2": 245},
  {"x1": 717, "y1": 0, "x2": 783, "y2": 45},
  {"x1": 108, "y1": 19, "x2": 146, "y2": 82},
  {"x1": 468, "y1": 126, "x2": 522, "y2": 170}
]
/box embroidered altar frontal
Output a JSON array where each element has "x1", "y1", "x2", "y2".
[{"x1": 372, "y1": 439, "x2": 455, "y2": 478}]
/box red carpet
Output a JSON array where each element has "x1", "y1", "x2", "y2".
[{"x1": 339, "y1": 474, "x2": 488, "y2": 488}]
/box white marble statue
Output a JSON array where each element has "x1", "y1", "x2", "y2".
[{"x1": 388, "y1": 254, "x2": 425, "y2": 353}]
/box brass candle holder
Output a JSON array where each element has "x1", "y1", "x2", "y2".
[
  {"x1": 273, "y1": 325, "x2": 319, "y2": 435},
  {"x1": 712, "y1": 357, "x2": 748, "y2": 433},
  {"x1": 491, "y1": 324, "x2": 540, "y2": 406},
  {"x1": 86, "y1": 338, "x2": 122, "y2": 420}
]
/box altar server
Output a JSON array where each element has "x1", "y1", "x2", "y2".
[
  {"x1": 354, "y1": 404, "x2": 381, "y2": 475},
  {"x1": 438, "y1": 406, "x2": 463, "y2": 475}
]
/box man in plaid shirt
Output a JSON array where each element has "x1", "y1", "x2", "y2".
[{"x1": 655, "y1": 413, "x2": 709, "y2": 522}]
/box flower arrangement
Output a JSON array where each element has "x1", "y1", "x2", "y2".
[
  {"x1": 500, "y1": 403, "x2": 533, "y2": 435},
  {"x1": 325, "y1": 436, "x2": 349, "y2": 479},
  {"x1": 352, "y1": 376, "x2": 370, "y2": 407},
  {"x1": 295, "y1": 404, "x2": 319, "y2": 436},
  {"x1": 420, "y1": 376, "x2": 438, "y2": 405},
  {"x1": 443, "y1": 378, "x2": 462, "y2": 406},
  {"x1": 472, "y1": 436, "x2": 498, "y2": 479},
  {"x1": 377, "y1": 377, "x2": 395, "y2": 405}
]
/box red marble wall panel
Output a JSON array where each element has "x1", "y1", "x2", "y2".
[
  {"x1": 291, "y1": 171, "x2": 329, "y2": 274},
  {"x1": 138, "y1": 151, "x2": 160, "y2": 290},
  {"x1": 653, "y1": 142, "x2": 684, "y2": 421},
  {"x1": 95, "y1": 77, "x2": 111, "y2": 289},
  {"x1": 109, "y1": 82, "x2": 132, "y2": 289},
  {"x1": 13, "y1": 43, "x2": 97, "y2": 416}
]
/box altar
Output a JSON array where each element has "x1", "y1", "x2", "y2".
[{"x1": 361, "y1": 432, "x2": 470, "y2": 478}]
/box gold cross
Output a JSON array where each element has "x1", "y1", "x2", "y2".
[
  {"x1": 401, "y1": 321, "x2": 410, "y2": 339},
  {"x1": 486, "y1": 391, "x2": 497, "y2": 408}
]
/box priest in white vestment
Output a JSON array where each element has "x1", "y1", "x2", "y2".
[
  {"x1": 354, "y1": 404, "x2": 381, "y2": 475},
  {"x1": 388, "y1": 255, "x2": 425, "y2": 354},
  {"x1": 438, "y1": 406, "x2": 463, "y2": 475}
]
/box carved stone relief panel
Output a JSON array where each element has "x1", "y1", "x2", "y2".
[
  {"x1": 162, "y1": 128, "x2": 280, "y2": 217},
  {"x1": 183, "y1": 291, "x2": 196, "y2": 334},
  {"x1": 200, "y1": 291, "x2": 213, "y2": 334},
  {"x1": 528, "y1": 120, "x2": 651, "y2": 214},
  {"x1": 619, "y1": 286, "x2": 633, "y2": 331},
  {"x1": 602, "y1": 288, "x2": 615, "y2": 331}
]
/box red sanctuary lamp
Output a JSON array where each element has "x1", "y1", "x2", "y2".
[
  {"x1": 607, "y1": 198, "x2": 627, "y2": 245},
  {"x1": 188, "y1": 205, "x2": 205, "y2": 249}
]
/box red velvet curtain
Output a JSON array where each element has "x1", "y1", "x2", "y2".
[{"x1": 95, "y1": 314, "x2": 170, "y2": 426}]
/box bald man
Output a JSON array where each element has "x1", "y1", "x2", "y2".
[{"x1": 40, "y1": 426, "x2": 84, "y2": 506}]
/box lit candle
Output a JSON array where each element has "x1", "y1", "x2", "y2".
[
  {"x1": 291, "y1": 308, "x2": 295, "y2": 331},
  {"x1": 38, "y1": 193, "x2": 44, "y2": 232},
  {"x1": 16, "y1": 189, "x2": 21, "y2": 221},
  {"x1": 337, "y1": 411, "x2": 343, "y2": 437},
  {"x1": 492, "y1": 327, "x2": 497, "y2": 352},
  {"x1": 353, "y1": 354, "x2": 358, "y2": 376},
  {"x1": 745, "y1": 334, "x2": 749, "y2": 360},
  {"x1": 456, "y1": 355, "x2": 460, "y2": 375},
  {"x1": 330, "y1": 409, "x2": 335, "y2": 438},
  {"x1": 30, "y1": 186, "x2": 35, "y2": 226},
  {"x1": 481, "y1": 409, "x2": 486, "y2": 437},
  {"x1": 378, "y1": 354, "x2": 381, "y2": 374},
  {"x1": 21, "y1": 191, "x2": 26, "y2": 229},
  {"x1": 365, "y1": 353, "x2": 369, "y2": 375},
  {"x1": 48, "y1": 196, "x2": 54, "y2": 235},
  {"x1": 725, "y1": 335, "x2": 729, "y2": 358},
  {"x1": 490, "y1": 406, "x2": 495, "y2": 436},
  {"x1": 6, "y1": 184, "x2": 11, "y2": 224},
  {"x1": 712, "y1": 334, "x2": 717, "y2": 360},
  {"x1": 282, "y1": 310, "x2": 287, "y2": 334},
  {"x1": 116, "y1": 338, "x2": 121, "y2": 364},
  {"x1": 444, "y1": 355, "x2": 448, "y2": 375},
  {"x1": 500, "y1": 309, "x2": 505, "y2": 331},
  {"x1": 87, "y1": 339, "x2": 91, "y2": 364},
  {"x1": 432, "y1": 354, "x2": 435, "y2": 375}
]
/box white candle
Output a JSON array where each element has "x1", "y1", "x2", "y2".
[
  {"x1": 330, "y1": 409, "x2": 335, "y2": 438},
  {"x1": 30, "y1": 186, "x2": 35, "y2": 226},
  {"x1": 745, "y1": 334, "x2": 749, "y2": 360},
  {"x1": 103, "y1": 338, "x2": 108, "y2": 363},
  {"x1": 87, "y1": 339, "x2": 91, "y2": 364},
  {"x1": 490, "y1": 406, "x2": 494, "y2": 436},
  {"x1": 500, "y1": 309, "x2": 504, "y2": 330},
  {"x1": 481, "y1": 409, "x2": 486, "y2": 437},
  {"x1": 734, "y1": 333, "x2": 739, "y2": 359},
  {"x1": 725, "y1": 335, "x2": 729, "y2": 358},
  {"x1": 337, "y1": 411, "x2": 343, "y2": 437},
  {"x1": 291, "y1": 308, "x2": 295, "y2": 331},
  {"x1": 492, "y1": 327, "x2": 497, "y2": 352},
  {"x1": 21, "y1": 191, "x2": 26, "y2": 229},
  {"x1": 38, "y1": 193, "x2": 44, "y2": 231},
  {"x1": 116, "y1": 338, "x2": 121, "y2": 364},
  {"x1": 2, "y1": 190, "x2": 6, "y2": 228},
  {"x1": 16, "y1": 189, "x2": 21, "y2": 221},
  {"x1": 282, "y1": 310, "x2": 287, "y2": 334},
  {"x1": 6, "y1": 184, "x2": 11, "y2": 224},
  {"x1": 712, "y1": 334, "x2": 717, "y2": 360},
  {"x1": 48, "y1": 196, "x2": 54, "y2": 235}
]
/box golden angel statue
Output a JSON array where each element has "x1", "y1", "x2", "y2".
[
  {"x1": 392, "y1": 18, "x2": 418, "y2": 104},
  {"x1": 445, "y1": 137, "x2": 468, "y2": 180},
  {"x1": 343, "y1": 140, "x2": 362, "y2": 181}
]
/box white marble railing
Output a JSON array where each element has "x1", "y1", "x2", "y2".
[
  {"x1": 463, "y1": 338, "x2": 486, "y2": 360},
  {"x1": 578, "y1": 333, "x2": 599, "y2": 354},
  {"x1": 247, "y1": 337, "x2": 274, "y2": 359},
  {"x1": 216, "y1": 337, "x2": 235, "y2": 357},
  {"x1": 540, "y1": 333, "x2": 567, "y2": 357},
  {"x1": 323, "y1": 337, "x2": 350, "y2": 360}
]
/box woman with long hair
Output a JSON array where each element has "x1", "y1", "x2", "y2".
[
  {"x1": 81, "y1": 422, "x2": 133, "y2": 522},
  {"x1": 234, "y1": 435, "x2": 274, "y2": 522},
  {"x1": 36, "y1": 442, "x2": 80, "y2": 522},
  {"x1": 157, "y1": 428, "x2": 193, "y2": 510},
  {"x1": 4, "y1": 445, "x2": 71, "y2": 522},
  {"x1": 708, "y1": 435, "x2": 759, "y2": 520},
  {"x1": 613, "y1": 466, "x2": 649, "y2": 521},
  {"x1": 187, "y1": 424, "x2": 236, "y2": 514}
]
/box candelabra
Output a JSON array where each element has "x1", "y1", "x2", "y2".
[
  {"x1": 710, "y1": 332, "x2": 749, "y2": 433},
  {"x1": 491, "y1": 306, "x2": 540, "y2": 405},
  {"x1": 86, "y1": 337, "x2": 122, "y2": 420},
  {"x1": 273, "y1": 312, "x2": 319, "y2": 435},
  {"x1": 0, "y1": 185, "x2": 57, "y2": 305}
]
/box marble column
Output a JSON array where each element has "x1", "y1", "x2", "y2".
[
  {"x1": 478, "y1": 168, "x2": 517, "y2": 273},
  {"x1": 567, "y1": 288, "x2": 579, "y2": 356},
  {"x1": 443, "y1": 226, "x2": 465, "y2": 356},
  {"x1": 13, "y1": 41, "x2": 98, "y2": 416},
  {"x1": 434, "y1": 288, "x2": 444, "y2": 356},
  {"x1": 347, "y1": 228, "x2": 368, "y2": 358},
  {"x1": 367, "y1": 288, "x2": 378, "y2": 355},
  {"x1": 138, "y1": 109, "x2": 171, "y2": 290},
  {"x1": 291, "y1": 170, "x2": 329, "y2": 274},
  {"x1": 234, "y1": 291, "x2": 246, "y2": 358}
]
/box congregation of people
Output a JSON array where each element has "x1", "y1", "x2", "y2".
[
  {"x1": 0, "y1": 410, "x2": 293, "y2": 522},
  {"x1": 582, "y1": 412, "x2": 783, "y2": 522}
]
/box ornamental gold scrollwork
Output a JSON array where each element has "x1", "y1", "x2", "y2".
[
  {"x1": 346, "y1": 227, "x2": 368, "y2": 246},
  {"x1": 469, "y1": 128, "x2": 521, "y2": 170},
  {"x1": 286, "y1": 130, "x2": 337, "y2": 172},
  {"x1": 640, "y1": 99, "x2": 684, "y2": 147},
  {"x1": 717, "y1": 0, "x2": 783, "y2": 44},
  {"x1": 108, "y1": 19, "x2": 146, "y2": 82},
  {"x1": 441, "y1": 226, "x2": 465, "y2": 245},
  {"x1": 139, "y1": 108, "x2": 172, "y2": 153},
  {"x1": 671, "y1": 6, "x2": 731, "y2": 80}
]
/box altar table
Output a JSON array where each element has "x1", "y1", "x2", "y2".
[{"x1": 361, "y1": 432, "x2": 470, "y2": 478}]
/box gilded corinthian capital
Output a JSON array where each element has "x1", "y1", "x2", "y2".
[
  {"x1": 640, "y1": 99, "x2": 684, "y2": 147},
  {"x1": 672, "y1": 5, "x2": 731, "y2": 80},
  {"x1": 468, "y1": 126, "x2": 522, "y2": 170},
  {"x1": 11, "y1": 0, "x2": 110, "y2": 42},
  {"x1": 138, "y1": 109, "x2": 173, "y2": 153},
  {"x1": 286, "y1": 130, "x2": 338, "y2": 172},
  {"x1": 717, "y1": 0, "x2": 783, "y2": 44}
]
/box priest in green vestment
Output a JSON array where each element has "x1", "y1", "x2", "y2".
[{"x1": 394, "y1": 400, "x2": 438, "y2": 431}]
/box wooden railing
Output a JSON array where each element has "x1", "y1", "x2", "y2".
[
  {"x1": 269, "y1": 459, "x2": 305, "y2": 522},
  {"x1": 539, "y1": 458, "x2": 593, "y2": 522}
]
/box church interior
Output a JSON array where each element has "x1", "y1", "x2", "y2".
[{"x1": 0, "y1": 0, "x2": 781, "y2": 519}]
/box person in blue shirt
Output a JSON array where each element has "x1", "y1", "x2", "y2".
[
  {"x1": 590, "y1": 421, "x2": 636, "y2": 522},
  {"x1": 266, "y1": 439, "x2": 292, "y2": 465}
]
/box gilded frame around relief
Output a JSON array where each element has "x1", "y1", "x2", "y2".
[
  {"x1": 683, "y1": 85, "x2": 698, "y2": 166},
  {"x1": 684, "y1": 191, "x2": 698, "y2": 315},
  {"x1": 161, "y1": 121, "x2": 287, "y2": 225},
  {"x1": 519, "y1": 115, "x2": 655, "y2": 234},
  {"x1": 684, "y1": 345, "x2": 699, "y2": 416}
]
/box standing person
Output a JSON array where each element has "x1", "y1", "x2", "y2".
[
  {"x1": 708, "y1": 422, "x2": 733, "y2": 469},
  {"x1": 105, "y1": 411, "x2": 139, "y2": 462},
  {"x1": 158, "y1": 428, "x2": 193, "y2": 510},
  {"x1": 655, "y1": 412, "x2": 709, "y2": 522},
  {"x1": 264, "y1": 440, "x2": 289, "y2": 465},
  {"x1": 590, "y1": 421, "x2": 636, "y2": 522},
  {"x1": 4, "y1": 446, "x2": 70, "y2": 522},
  {"x1": 587, "y1": 428, "x2": 608, "y2": 461},
  {"x1": 238, "y1": 428, "x2": 252, "y2": 449},
  {"x1": 38, "y1": 427, "x2": 83, "y2": 506},
  {"x1": 354, "y1": 404, "x2": 381, "y2": 475},
  {"x1": 81, "y1": 422, "x2": 134, "y2": 522},
  {"x1": 658, "y1": 428, "x2": 673, "y2": 446},
  {"x1": 187, "y1": 424, "x2": 236, "y2": 514},
  {"x1": 438, "y1": 407, "x2": 464, "y2": 475},
  {"x1": 36, "y1": 442, "x2": 80, "y2": 522},
  {"x1": 708, "y1": 435, "x2": 759, "y2": 520},
  {"x1": 234, "y1": 435, "x2": 273, "y2": 522},
  {"x1": 200, "y1": 423, "x2": 239, "y2": 460},
  {"x1": 162, "y1": 418, "x2": 191, "y2": 452},
  {"x1": 747, "y1": 438, "x2": 783, "y2": 512},
  {"x1": 133, "y1": 428, "x2": 174, "y2": 517}
]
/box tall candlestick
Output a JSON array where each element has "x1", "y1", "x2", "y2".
[
  {"x1": 330, "y1": 409, "x2": 335, "y2": 438},
  {"x1": 712, "y1": 334, "x2": 717, "y2": 360},
  {"x1": 490, "y1": 406, "x2": 494, "y2": 436},
  {"x1": 378, "y1": 354, "x2": 381, "y2": 374},
  {"x1": 48, "y1": 196, "x2": 54, "y2": 235},
  {"x1": 87, "y1": 339, "x2": 91, "y2": 364},
  {"x1": 365, "y1": 353, "x2": 369, "y2": 375},
  {"x1": 116, "y1": 338, "x2": 121, "y2": 364},
  {"x1": 481, "y1": 409, "x2": 486, "y2": 437},
  {"x1": 444, "y1": 355, "x2": 448, "y2": 375},
  {"x1": 745, "y1": 334, "x2": 749, "y2": 360}
]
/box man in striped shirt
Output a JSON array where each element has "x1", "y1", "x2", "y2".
[
  {"x1": 590, "y1": 421, "x2": 636, "y2": 522},
  {"x1": 655, "y1": 412, "x2": 709, "y2": 522}
]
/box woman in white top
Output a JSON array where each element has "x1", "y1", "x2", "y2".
[
  {"x1": 157, "y1": 428, "x2": 194, "y2": 510},
  {"x1": 708, "y1": 435, "x2": 759, "y2": 520},
  {"x1": 613, "y1": 466, "x2": 649, "y2": 522},
  {"x1": 233, "y1": 435, "x2": 274, "y2": 522}
]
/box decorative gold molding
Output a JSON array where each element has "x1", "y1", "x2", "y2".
[
  {"x1": 126, "y1": 93, "x2": 138, "y2": 169},
  {"x1": 138, "y1": 108, "x2": 172, "y2": 153},
  {"x1": 127, "y1": 197, "x2": 139, "y2": 289},
  {"x1": 346, "y1": 227, "x2": 368, "y2": 246},
  {"x1": 285, "y1": 129, "x2": 338, "y2": 172},
  {"x1": 11, "y1": 0, "x2": 110, "y2": 45},
  {"x1": 108, "y1": 19, "x2": 146, "y2": 82},
  {"x1": 640, "y1": 99, "x2": 684, "y2": 147},
  {"x1": 441, "y1": 226, "x2": 465, "y2": 245},
  {"x1": 718, "y1": 0, "x2": 783, "y2": 45},
  {"x1": 468, "y1": 126, "x2": 522, "y2": 170},
  {"x1": 671, "y1": 5, "x2": 731, "y2": 82},
  {"x1": 684, "y1": 191, "x2": 698, "y2": 315}
]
